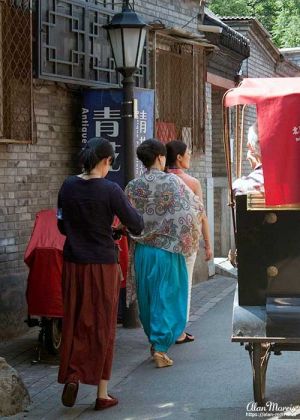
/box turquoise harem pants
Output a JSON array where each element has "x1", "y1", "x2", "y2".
[{"x1": 134, "y1": 243, "x2": 188, "y2": 352}]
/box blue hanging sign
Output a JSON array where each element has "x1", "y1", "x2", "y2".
[{"x1": 82, "y1": 88, "x2": 154, "y2": 188}]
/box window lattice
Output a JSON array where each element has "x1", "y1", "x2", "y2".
[
  {"x1": 0, "y1": 0, "x2": 32, "y2": 142},
  {"x1": 38, "y1": 0, "x2": 147, "y2": 87}
]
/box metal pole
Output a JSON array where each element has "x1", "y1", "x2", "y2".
[
  {"x1": 122, "y1": 74, "x2": 135, "y2": 186},
  {"x1": 123, "y1": 298, "x2": 140, "y2": 328},
  {"x1": 121, "y1": 72, "x2": 140, "y2": 328}
]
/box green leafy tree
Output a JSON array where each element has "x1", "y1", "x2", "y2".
[
  {"x1": 272, "y1": 0, "x2": 300, "y2": 47},
  {"x1": 208, "y1": 0, "x2": 249, "y2": 16},
  {"x1": 208, "y1": 0, "x2": 300, "y2": 47},
  {"x1": 247, "y1": 0, "x2": 279, "y2": 32}
]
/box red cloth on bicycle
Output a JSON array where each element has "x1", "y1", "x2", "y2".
[{"x1": 24, "y1": 209, "x2": 65, "y2": 317}]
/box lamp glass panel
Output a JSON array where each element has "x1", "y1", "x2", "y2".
[
  {"x1": 122, "y1": 27, "x2": 141, "y2": 68},
  {"x1": 135, "y1": 28, "x2": 147, "y2": 68},
  {"x1": 108, "y1": 28, "x2": 124, "y2": 68}
]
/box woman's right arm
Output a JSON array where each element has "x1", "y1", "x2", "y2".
[
  {"x1": 192, "y1": 179, "x2": 212, "y2": 261},
  {"x1": 111, "y1": 184, "x2": 144, "y2": 236}
]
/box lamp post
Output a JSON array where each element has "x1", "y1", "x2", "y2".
[
  {"x1": 105, "y1": 1, "x2": 147, "y2": 327},
  {"x1": 104, "y1": 0, "x2": 147, "y2": 185}
]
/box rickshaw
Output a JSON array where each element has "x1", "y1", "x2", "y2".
[{"x1": 222, "y1": 77, "x2": 300, "y2": 405}]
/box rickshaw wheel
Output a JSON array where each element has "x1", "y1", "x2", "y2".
[
  {"x1": 250, "y1": 342, "x2": 271, "y2": 406},
  {"x1": 44, "y1": 318, "x2": 62, "y2": 355}
]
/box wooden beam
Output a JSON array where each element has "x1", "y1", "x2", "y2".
[{"x1": 207, "y1": 72, "x2": 235, "y2": 89}]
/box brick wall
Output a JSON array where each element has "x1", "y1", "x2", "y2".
[
  {"x1": 213, "y1": 186, "x2": 222, "y2": 257},
  {"x1": 188, "y1": 84, "x2": 214, "y2": 280},
  {"x1": 281, "y1": 50, "x2": 300, "y2": 68},
  {"x1": 211, "y1": 87, "x2": 226, "y2": 257},
  {"x1": 134, "y1": 0, "x2": 200, "y2": 30},
  {"x1": 211, "y1": 87, "x2": 226, "y2": 177},
  {"x1": 0, "y1": 81, "x2": 81, "y2": 338},
  {"x1": 244, "y1": 34, "x2": 276, "y2": 78},
  {"x1": 188, "y1": 84, "x2": 213, "y2": 205}
]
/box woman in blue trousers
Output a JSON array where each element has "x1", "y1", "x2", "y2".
[{"x1": 125, "y1": 139, "x2": 204, "y2": 368}]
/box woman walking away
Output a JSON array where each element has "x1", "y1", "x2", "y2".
[
  {"x1": 125, "y1": 139, "x2": 203, "y2": 368},
  {"x1": 166, "y1": 140, "x2": 213, "y2": 343},
  {"x1": 57, "y1": 138, "x2": 143, "y2": 410}
]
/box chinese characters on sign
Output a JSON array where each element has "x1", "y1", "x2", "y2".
[
  {"x1": 292, "y1": 125, "x2": 300, "y2": 142},
  {"x1": 133, "y1": 89, "x2": 155, "y2": 178},
  {"x1": 93, "y1": 107, "x2": 122, "y2": 173},
  {"x1": 135, "y1": 109, "x2": 148, "y2": 176},
  {"x1": 82, "y1": 88, "x2": 154, "y2": 188}
]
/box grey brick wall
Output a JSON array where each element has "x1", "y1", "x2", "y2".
[
  {"x1": 188, "y1": 84, "x2": 214, "y2": 279},
  {"x1": 211, "y1": 87, "x2": 229, "y2": 257},
  {"x1": 0, "y1": 81, "x2": 81, "y2": 338},
  {"x1": 188, "y1": 83, "x2": 213, "y2": 207},
  {"x1": 281, "y1": 50, "x2": 300, "y2": 68},
  {"x1": 134, "y1": 0, "x2": 200, "y2": 30},
  {"x1": 213, "y1": 186, "x2": 222, "y2": 257},
  {"x1": 211, "y1": 87, "x2": 226, "y2": 177}
]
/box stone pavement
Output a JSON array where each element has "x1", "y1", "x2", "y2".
[{"x1": 0, "y1": 274, "x2": 236, "y2": 419}]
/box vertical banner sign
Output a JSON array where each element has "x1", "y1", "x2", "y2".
[
  {"x1": 134, "y1": 89, "x2": 155, "y2": 177},
  {"x1": 82, "y1": 88, "x2": 154, "y2": 188}
]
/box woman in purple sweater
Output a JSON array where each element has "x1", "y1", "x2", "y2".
[{"x1": 57, "y1": 138, "x2": 143, "y2": 411}]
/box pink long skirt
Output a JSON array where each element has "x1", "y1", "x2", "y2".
[{"x1": 58, "y1": 261, "x2": 121, "y2": 385}]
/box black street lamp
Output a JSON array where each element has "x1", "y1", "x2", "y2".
[
  {"x1": 104, "y1": 1, "x2": 147, "y2": 327},
  {"x1": 104, "y1": 0, "x2": 147, "y2": 184}
]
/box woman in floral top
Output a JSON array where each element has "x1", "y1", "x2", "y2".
[{"x1": 125, "y1": 139, "x2": 204, "y2": 368}]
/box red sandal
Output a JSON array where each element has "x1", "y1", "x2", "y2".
[{"x1": 95, "y1": 395, "x2": 118, "y2": 411}]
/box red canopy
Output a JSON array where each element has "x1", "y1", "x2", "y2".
[
  {"x1": 224, "y1": 78, "x2": 300, "y2": 206},
  {"x1": 224, "y1": 78, "x2": 300, "y2": 107}
]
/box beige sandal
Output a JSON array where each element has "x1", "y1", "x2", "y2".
[{"x1": 153, "y1": 351, "x2": 173, "y2": 368}]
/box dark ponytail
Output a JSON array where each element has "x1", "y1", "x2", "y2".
[
  {"x1": 136, "y1": 139, "x2": 166, "y2": 168},
  {"x1": 166, "y1": 140, "x2": 187, "y2": 167},
  {"x1": 79, "y1": 137, "x2": 115, "y2": 173}
]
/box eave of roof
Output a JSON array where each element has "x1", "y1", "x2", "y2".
[
  {"x1": 280, "y1": 47, "x2": 300, "y2": 54},
  {"x1": 221, "y1": 16, "x2": 271, "y2": 38},
  {"x1": 162, "y1": 26, "x2": 215, "y2": 49},
  {"x1": 148, "y1": 24, "x2": 216, "y2": 49},
  {"x1": 202, "y1": 9, "x2": 250, "y2": 58},
  {"x1": 221, "y1": 16, "x2": 282, "y2": 61}
]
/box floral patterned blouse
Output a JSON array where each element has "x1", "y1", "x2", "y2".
[{"x1": 125, "y1": 169, "x2": 204, "y2": 257}]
